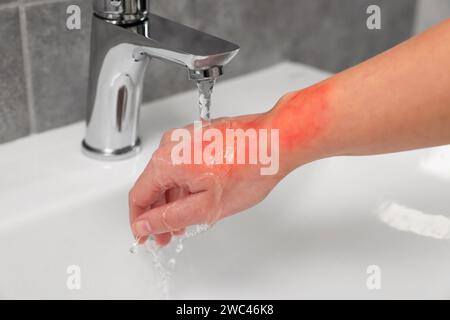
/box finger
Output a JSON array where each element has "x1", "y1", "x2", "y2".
[
  {"x1": 128, "y1": 160, "x2": 175, "y2": 227},
  {"x1": 138, "y1": 235, "x2": 149, "y2": 245},
  {"x1": 172, "y1": 228, "x2": 186, "y2": 236},
  {"x1": 167, "y1": 187, "x2": 189, "y2": 236},
  {"x1": 129, "y1": 177, "x2": 161, "y2": 225},
  {"x1": 132, "y1": 192, "x2": 212, "y2": 236},
  {"x1": 137, "y1": 193, "x2": 167, "y2": 245},
  {"x1": 152, "y1": 192, "x2": 173, "y2": 246},
  {"x1": 154, "y1": 232, "x2": 172, "y2": 246}
]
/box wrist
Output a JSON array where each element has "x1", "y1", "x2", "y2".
[{"x1": 265, "y1": 82, "x2": 336, "y2": 174}]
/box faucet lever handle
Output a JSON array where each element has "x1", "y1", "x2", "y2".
[{"x1": 93, "y1": 0, "x2": 149, "y2": 24}]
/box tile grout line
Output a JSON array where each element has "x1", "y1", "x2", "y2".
[
  {"x1": 18, "y1": 0, "x2": 37, "y2": 134},
  {"x1": 0, "y1": 2, "x2": 18, "y2": 11},
  {"x1": 24, "y1": 0, "x2": 71, "y2": 8},
  {"x1": 0, "y1": 0, "x2": 69, "y2": 11}
]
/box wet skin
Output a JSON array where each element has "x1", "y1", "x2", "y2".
[{"x1": 129, "y1": 19, "x2": 450, "y2": 246}]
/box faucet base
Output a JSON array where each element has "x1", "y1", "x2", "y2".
[{"x1": 81, "y1": 138, "x2": 141, "y2": 161}]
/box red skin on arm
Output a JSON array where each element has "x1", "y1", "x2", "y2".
[{"x1": 268, "y1": 82, "x2": 332, "y2": 171}]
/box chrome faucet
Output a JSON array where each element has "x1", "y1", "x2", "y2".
[{"x1": 82, "y1": 0, "x2": 240, "y2": 160}]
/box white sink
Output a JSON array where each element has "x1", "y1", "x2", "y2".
[{"x1": 1, "y1": 62, "x2": 450, "y2": 299}]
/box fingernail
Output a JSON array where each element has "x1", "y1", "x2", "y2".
[{"x1": 134, "y1": 220, "x2": 152, "y2": 236}]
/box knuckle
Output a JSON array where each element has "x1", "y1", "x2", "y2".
[
  {"x1": 276, "y1": 92, "x2": 294, "y2": 107},
  {"x1": 152, "y1": 146, "x2": 167, "y2": 160},
  {"x1": 128, "y1": 189, "x2": 138, "y2": 206},
  {"x1": 150, "y1": 149, "x2": 164, "y2": 166},
  {"x1": 151, "y1": 148, "x2": 173, "y2": 172},
  {"x1": 161, "y1": 128, "x2": 175, "y2": 144},
  {"x1": 203, "y1": 194, "x2": 216, "y2": 214},
  {"x1": 164, "y1": 212, "x2": 182, "y2": 230},
  {"x1": 203, "y1": 193, "x2": 222, "y2": 221}
]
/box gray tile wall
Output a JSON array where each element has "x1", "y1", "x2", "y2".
[
  {"x1": 0, "y1": 3, "x2": 29, "y2": 142},
  {"x1": 0, "y1": 0, "x2": 417, "y2": 144},
  {"x1": 414, "y1": 0, "x2": 450, "y2": 34}
]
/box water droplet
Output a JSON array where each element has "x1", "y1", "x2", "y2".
[
  {"x1": 168, "y1": 258, "x2": 176, "y2": 269},
  {"x1": 129, "y1": 237, "x2": 141, "y2": 254},
  {"x1": 175, "y1": 241, "x2": 183, "y2": 253}
]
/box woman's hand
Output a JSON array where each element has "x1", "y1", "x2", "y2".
[{"x1": 128, "y1": 113, "x2": 290, "y2": 246}]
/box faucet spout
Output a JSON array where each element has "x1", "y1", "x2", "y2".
[
  {"x1": 134, "y1": 14, "x2": 239, "y2": 70},
  {"x1": 82, "y1": 6, "x2": 239, "y2": 160}
]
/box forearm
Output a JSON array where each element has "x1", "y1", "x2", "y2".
[{"x1": 270, "y1": 18, "x2": 450, "y2": 173}]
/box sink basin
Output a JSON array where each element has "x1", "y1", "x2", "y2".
[{"x1": 1, "y1": 62, "x2": 450, "y2": 299}]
